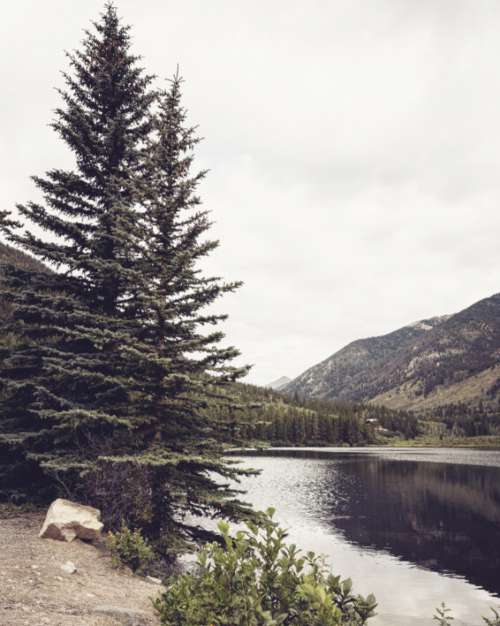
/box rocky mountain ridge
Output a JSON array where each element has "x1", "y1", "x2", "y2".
[{"x1": 285, "y1": 293, "x2": 500, "y2": 415}]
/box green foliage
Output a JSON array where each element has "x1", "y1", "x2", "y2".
[
  {"x1": 106, "y1": 522, "x2": 154, "y2": 573},
  {"x1": 154, "y1": 509, "x2": 377, "y2": 626}
]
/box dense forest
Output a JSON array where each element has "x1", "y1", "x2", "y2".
[
  {"x1": 420, "y1": 403, "x2": 500, "y2": 438},
  {"x1": 208, "y1": 383, "x2": 421, "y2": 446},
  {"x1": 211, "y1": 382, "x2": 500, "y2": 447}
]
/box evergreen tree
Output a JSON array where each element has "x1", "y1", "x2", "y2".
[
  {"x1": 1, "y1": 2, "x2": 154, "y2": 499},
  {"x1": 111, "y1": 73, "x2": 252, "y2": 541},
  {"x1": 137, "y1": 72, "x2": 247, "y2": 425},
  {"x1": 0, "y1": 4, "x2": 252, "y2": 550}
]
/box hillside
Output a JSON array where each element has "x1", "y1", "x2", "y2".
[
  {"x1": 218, "y1": 382, "x2": 420, "y2": 445},
  {"x1": 285, "y1": 293, "x2": 500, "y2": 417}
]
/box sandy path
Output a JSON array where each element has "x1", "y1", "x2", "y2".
[{"x1": 0, "y1": 512, "x2": 163, "y2": 626}]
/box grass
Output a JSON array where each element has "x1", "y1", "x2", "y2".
[
  {"x1": 226, "y1": 436, "x2": 500, "y2": 451},
  {"x1": 379, "y1": 435, "x2": 500, "y2": 449}
]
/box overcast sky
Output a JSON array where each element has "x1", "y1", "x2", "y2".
[{"x1": 1, "y1": 1, "x2": 499, "y2": 385}]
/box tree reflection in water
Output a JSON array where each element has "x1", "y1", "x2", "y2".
[
  {"x1": 237, "y1": 448, "x2": 500, "y2": 596},
  {"x1": 322, "y1": 457, "x2": 500, "y2": 595}
]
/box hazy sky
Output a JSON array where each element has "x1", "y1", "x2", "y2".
[{"x1": 1, "y1": 1, "x2": 499, "y2": 385}]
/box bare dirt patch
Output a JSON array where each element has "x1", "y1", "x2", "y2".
[{"x1": 0, "y1": 511, "x2": 162, "y2": 626}]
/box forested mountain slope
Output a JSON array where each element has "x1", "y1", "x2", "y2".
[
  {"x1": 215, "y1": 382, "x2": 419, "y2": 445},
  {"x1": 285, "y1": 293, "x2": 500, "y2": 416}
]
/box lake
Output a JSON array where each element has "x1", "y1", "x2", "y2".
[{"x1": 229, "y1": 447, "x2": 500, "y2": 626}]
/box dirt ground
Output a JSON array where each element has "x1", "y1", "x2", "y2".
[{"x1": 0, "y1": 511, "x2": 163, "y2": 626}]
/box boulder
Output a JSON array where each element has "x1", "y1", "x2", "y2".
[{"x1": 39, "y1": 499, "x2": 103, "y2": 542}]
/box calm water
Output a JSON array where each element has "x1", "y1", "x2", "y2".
[{"x1": 229, "y1": 447, "x2": 500, "y2": 626}]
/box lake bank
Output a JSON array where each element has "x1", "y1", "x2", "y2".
[
  {"x1": 380, "y1": 435, "x2": 500, "y2": 449},
  {"x1": 226, "y1": 434, "x2": 500, "y2": 453}
]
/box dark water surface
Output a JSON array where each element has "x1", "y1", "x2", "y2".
[{"x1": 230, "y1": 448, "x2": 500, "y2": 626}]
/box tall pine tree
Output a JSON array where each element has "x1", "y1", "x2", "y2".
[
  {"x1": 122, "y1": 73, "x2": 253, "y2": 541},
  {"x1": 0, "y1": 4, "x2": 252, "y2": 551}
]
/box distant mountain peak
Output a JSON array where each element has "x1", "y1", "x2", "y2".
[
  {"x1": 406, "y1": 314, "x2": 450, "y2": 332},
  {"x1": 266, "y1": 376, "x2": 292, "y2": 391}
]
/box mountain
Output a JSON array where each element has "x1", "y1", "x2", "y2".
[
  {"x1": 285, "y1": 293, "x2": 500, "y2": 415},
  {"x1": 266, "y1": 376, "x2": 292, "y2": 391}
]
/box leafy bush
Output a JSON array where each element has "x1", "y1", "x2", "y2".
[
  {"x1": 106, "y1": 522, "x2": 154, "y2": 573},
  {"x1": 154, "y1": 508, "x2": 377, "y2": 626}
]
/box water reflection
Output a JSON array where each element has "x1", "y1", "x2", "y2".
[
  {"x1": 321, "y1": 457, "x2": 500, "y2": 595},
  {"x1": 231, "y1": 448, "x2": 500, "y2": 604}
]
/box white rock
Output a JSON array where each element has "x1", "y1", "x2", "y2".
[
  {"x1": 146, "y1": 575, "x2": 162, "y2": 585},
  {"x1": 61, "y1": 561, "x2": 77, "y2": 574},
  {"x1": 39, "y1": 498, "x2": 103, "y2": 542}
]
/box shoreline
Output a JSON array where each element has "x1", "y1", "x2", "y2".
[{"x1": 225, "y1": 436, "x2": 500, "y2": 454}]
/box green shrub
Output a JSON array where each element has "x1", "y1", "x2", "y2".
[
  {"x1": 154, "y1": 508, "x2": 377, "y2": 626},
  {"x1": 106, "y1": 522, "x2": 154, "y2": 573}
]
